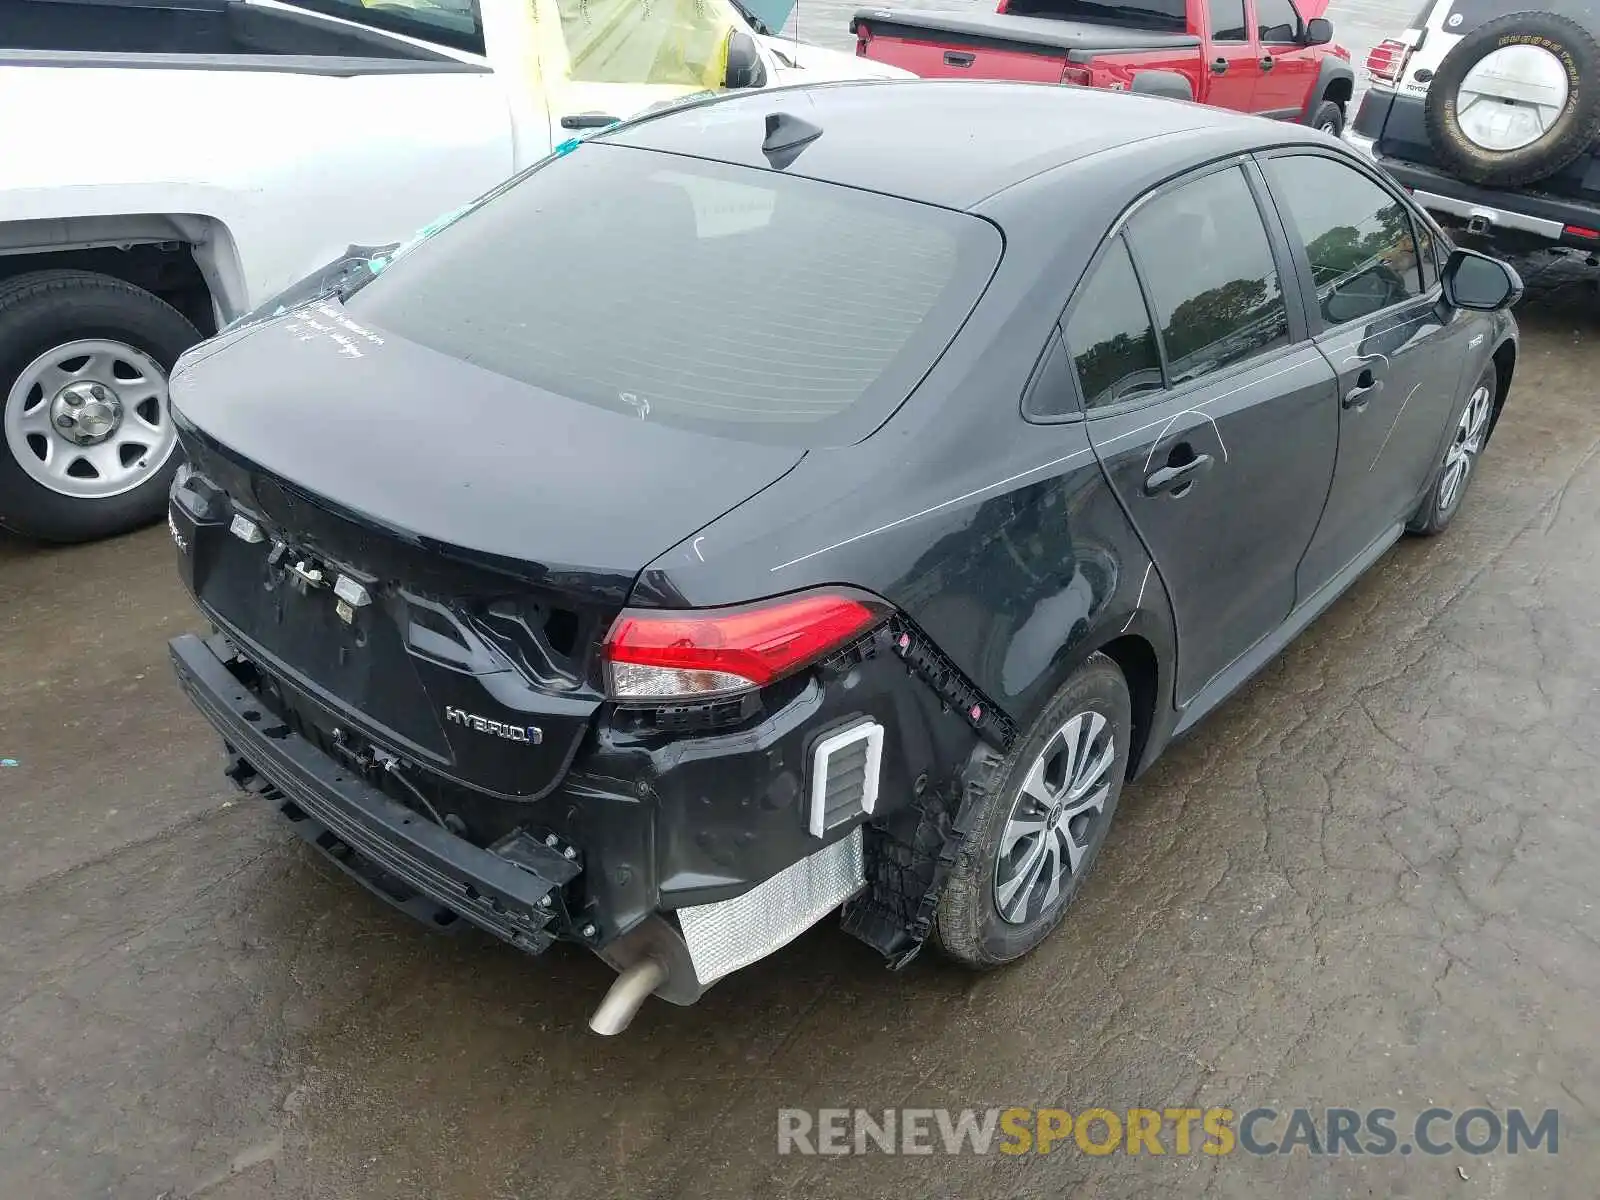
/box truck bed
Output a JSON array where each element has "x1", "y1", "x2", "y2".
[
  {"x1": 850, "y1": 8, "x2": 1198, "y2": 82},
  {"x1": 851, "y1": 8, "x2": 1197, "y2": 53}
]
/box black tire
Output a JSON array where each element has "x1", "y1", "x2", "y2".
[
  {"x1": 934, "y1": 652, "x2": 1131, "y2": 969},
  {"x1": 1407, "y1": 364, "x2": 1498, "y2": 537},
  {"x1": 0, "y1": 270, "x2": 201, "y2": 544},
  {"x1": 1424, "y1": 11, "x2": 1600, "y2": 187},
  {"x1": 1310, "y1": 99, "x2": 1345, "y2": 137}
]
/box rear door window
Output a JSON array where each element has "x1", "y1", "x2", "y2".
[
  {"x1": 345, "y1": 144, "x2": 1002, "y2": 446},
  {"x1": 1208, "y1": 0, "x2": 1250, "y2": 40},
  {"x1": 1265, "y1": 154, "x2": 1424, "y2": 326},
  {"x1": 281, "y1": 0, "x2": 485, "y2": 54},
  {"x1": 1060, "y1": 238, "x2": 1165, "y2": 413},
  {"x1": 1125, "y1": 167, "x2": 1291, "y2": 386},
  {"x1": 1436, "y1": 0, "x2": 1600, "y2": 31}
]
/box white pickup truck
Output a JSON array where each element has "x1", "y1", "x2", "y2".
[{"x1": 0, "y1": 0, "x2": 906, "y2": 543}]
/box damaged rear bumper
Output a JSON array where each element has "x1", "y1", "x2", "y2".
[
  {"x1": 170, "y1": 614, "x2": 996, "y2": 1031},
  {"x1": 171, "y1": 632, "x2": 580, "y2": 953}
]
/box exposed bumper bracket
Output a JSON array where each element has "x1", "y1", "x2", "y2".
[{"x1": 171, "y1": 633, "x2": 580, "y2": 954}]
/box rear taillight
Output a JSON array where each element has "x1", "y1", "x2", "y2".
[
  {"x1": 602, "y1": 590, "x2": 891, "y2": 700},
  {"x1": 1566, "y1": 224, "x2": 1600, "y2": 240},
  {"x1": 1365, "y1": 37, "x2": 1412, "y2": 83},
  {"x1": 1060, "y1": 65, "x2": 1093, "y2": 86},
  {"x1": 856, "y1": 25, "x2": 870, "y2": 55}
]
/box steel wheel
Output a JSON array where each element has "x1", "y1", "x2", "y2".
[
  {"x1": 1456, "y1": 45, "x2": 1570, "y2": 152},
  {"x1": 1438, "y1": 380, "x2": 1493, "y2": 513},
  {"x1": 994, "y1": 709, "x2": 1117, "y2": 926},
  {"x1": 3, "y1": 338, "x2": 175, "y2": 501}
]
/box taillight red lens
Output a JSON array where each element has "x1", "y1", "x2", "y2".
[
  {"x1": 1365, "y1": 38, "x2": 1411, "y2": 82},
  {"x1": 603, "y1": 591, "x2": 890, "y2": 700},
  {"x1": 1060, "y1": 65, "x2": 1093, "y2": 86},
  {"x1": 1565, "y1": 224, "x2": 1600, "y2": 239},
  {"x1": 855, "y1": 25, "x2": 870, "y2": 55}
]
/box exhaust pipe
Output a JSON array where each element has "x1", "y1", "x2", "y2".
[{"x1": 589, "y1": 955, "x2": 669, "y2": 1036}]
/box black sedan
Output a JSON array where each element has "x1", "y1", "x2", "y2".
[{"x1": 165, "y1": 80, "x2": 1520, "y2": 1034}]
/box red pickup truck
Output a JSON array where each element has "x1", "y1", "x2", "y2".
[{"x1": 852, "y1": 0, "x2": 1355, "y2": 133}]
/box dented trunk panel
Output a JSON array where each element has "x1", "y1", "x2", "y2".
[{"x1": 171, "y1": 436, "x2": 607, "y2": 801}]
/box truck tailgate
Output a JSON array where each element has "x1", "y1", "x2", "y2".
[{"x1": 851, "y1": 8, "x2": 1199, "y2": 81}]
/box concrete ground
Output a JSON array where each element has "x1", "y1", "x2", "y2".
[{"x1": 4, "y1": 269, "x2": 1597, "y2": 1198}]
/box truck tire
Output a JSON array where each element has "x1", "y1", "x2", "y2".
[
  {"x1": 1424, "y1": 11, "x2": 1600, "y2": 187},
  {"x1": 0, "y1": 270, "x2": 201, "y2": 544},
  {"x1": 1310, "y1": 99, "x2": 1345, "y2": 136}
]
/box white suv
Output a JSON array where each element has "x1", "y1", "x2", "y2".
[{"x1": 1347, "y1": 0, "x2": 1600, "y2": 256}]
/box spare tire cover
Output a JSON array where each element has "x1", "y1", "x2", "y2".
[{"x1": 1423, "y1": 9, "x2": 1600, "y2": 186}]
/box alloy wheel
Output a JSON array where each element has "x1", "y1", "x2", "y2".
[
  {"x1": 1438, "y1": 382, "x2": 1493, "y2": 512},
  {"x1": 994, "y1": 710, "x2": 1117, "y2": 925},
  {"x1": 3, "y1": 339, "x2": 176, "y2": 500}
]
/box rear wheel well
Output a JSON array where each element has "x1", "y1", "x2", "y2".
[
  {"x1": 0, "y1": 245, "x2": 217, "y2": 337},
  {"x1": 1324, "y1": 75, "x2": 1353, "y2": 111},
  {"x1": 1096, "y1": 634, "x2": 1158, "y2": 779}
]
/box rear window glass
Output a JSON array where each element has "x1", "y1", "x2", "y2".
[
  {"x1": 283, "y1": 0, "x2": 484, "y2": 54},
  {"x1": 1439, "y1": 0, "x2": 1600, "y2": 32},
  {"x1": 1003, "y1": 0, "x2": 1188, "y2": 34},
  {"x1": 345, "y1": 144, "x2": 1000, "y2": 446}
]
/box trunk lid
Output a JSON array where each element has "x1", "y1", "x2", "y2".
[
  {"x1": 169, "y1": 310, "x2": 803, "y2": 799},
  {"x1": 172, "y1": 304, "x2": 803, "y2": 582}
]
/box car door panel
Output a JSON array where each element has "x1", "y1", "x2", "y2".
[
  {"x1": 1254, "y1": 0, "x2": 1319, "y2": 116},
  {"x1": 1070, "y1": 162, "x2": 1337, "y2": 706},
  {"x1": 1205, "y1": 0, "x2": 1262, "y2": 111},
  {"x1": 1257, "y1": 150, "x2": 1466, "y2": 598},
  {"x1": 1088, "y1": 349, "x2": 1339, "y2": 704}
]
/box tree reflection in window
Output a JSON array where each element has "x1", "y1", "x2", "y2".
[
  {"x1": 1066, "y1": 237, "x2": 1164, "y2": 411},
  {"x1": 1127, "y1": 167, "x2": 1290, "y2": 385},
  {"x1": 1267, "y1": 155, "x2": 1422, "y2": 325}
]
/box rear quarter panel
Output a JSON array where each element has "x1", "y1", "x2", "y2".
[
  {"x1": 629, "y1": 139, "x2": 1264, "y2": 748},
  {"x1": 1083, "y1": 46, "x2": 1207, "y2": 100}
]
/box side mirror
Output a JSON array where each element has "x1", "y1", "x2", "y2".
[
  {"x1": 1304, "y1": 17, "x2": 1333, "y2": 45},
  {"x1": 1443, "y1": 247, "x2": 1523, "y2": 311},
  {"x1": 725, "y1": 30, "x2": 769, "y2": 90}
]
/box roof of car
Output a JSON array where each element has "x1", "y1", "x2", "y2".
[{"x1": 600, "y1": 79, "x2": 1321, "y2": 210}]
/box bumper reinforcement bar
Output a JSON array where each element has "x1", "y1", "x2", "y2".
[{"x1": 169, "y1": 633, "x2": 580, "y2": 953}]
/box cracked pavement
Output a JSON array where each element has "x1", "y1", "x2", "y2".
[{"x1": 3, "y1": 274, "x2": 1598, "y2": 1198}]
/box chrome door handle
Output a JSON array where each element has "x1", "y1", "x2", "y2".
[{"x1": 1144, "y1": 453, "x2": 1215, "y2": 497}]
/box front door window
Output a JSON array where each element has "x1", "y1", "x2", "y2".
[{"x1": 551, "y1": 0, "x2": 735, "y2": 88}]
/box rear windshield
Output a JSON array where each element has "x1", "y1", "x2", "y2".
[
  {"x1": 1003, "y1": 0, "x2": 1188, "y2": 33},
  {"x1": 1438, "y1": 0, "x2": 1600, "y2": 32},
  {"x1": 344, "y1": 143, "x2": 1001, "y2": 446}
]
